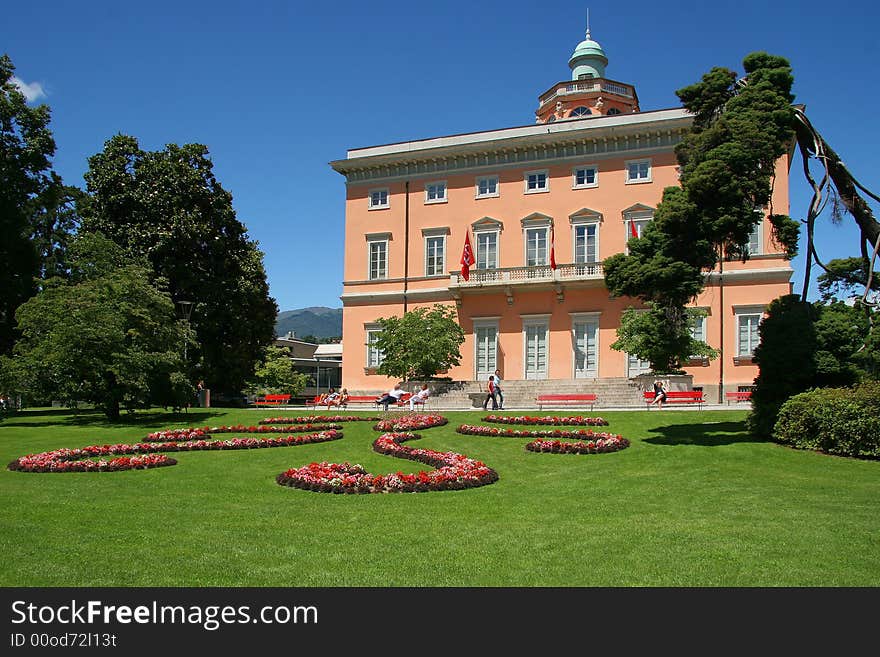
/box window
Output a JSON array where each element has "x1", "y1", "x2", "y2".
[
  {"x1": 689, "y1": 312, "x2": 707, "y2": 344},
  {"x1": 688, "y1": 311, "x2": 709, "y2": 359},
  {"x1": 571, "y1": 313, "x2": 599, "y2": 378},
  {"x1": 367, "y1": 237, "x2": 388, "y2": 280},
  {"x1": 524, "y1": 170, "x2": 549, "y2": 194},
  {"x1": 476, "y1": 176, "x2": 499, "y2": 199},
  {"x1": 625, "y1": 159, "x2": 652, "y2": 184},
  {"x1": 737, "y1": 313, "x2": 762, "y2": 357},
  {"x1": 365, "y1": 328, "x2": 384, "y2": 369},
  {"x1": 572, "y1": 165, "x2": 598, "y2": 189},
  {"x1": 578, "y1": 73, "x2": 594, "y2": 80},
  {"x1": 368, "y1": 188, "x2": 389, "y2": 210},
  {"x1": 474, "y1": 319, "x2": 499, "y2": 379},
  {"x1": 573, "y1": 223, "x2": 598, "y2": 263},
  {"x1": 425, "y1": 181, "x2": 447, "y2": 204},
  {"x1": 475, "y1": 231, "x2": 498, "y2": 270},
  {"x1": 607, "y1": 107, "x2": 622, "y2": 115},
  {"x1": 424, "y1": 235, "x2": 445, "y2": 276},
  {"x1": 570, "y1": 106, "x2": 591, "y2": 118},
  {"x1": 522, "y1": 316, "x2": 550, "y2": 380},
  {"x1": 622, "y1": 205, "x2": 654, "y2": 252},
  {"x1": 525, "y1": 227, "x2": 548, "y2": 266},
  {"x1": 746, "y1": 220, "x2": 762, "y2": 255}
]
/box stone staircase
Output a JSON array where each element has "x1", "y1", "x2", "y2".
[{"x1": 433, "y1": 377, "x2": 646, "y2": 410}]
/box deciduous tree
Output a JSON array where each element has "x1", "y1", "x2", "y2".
[
  {"x1": 374, "y1": 305, "x2": 465, "y2": 381},
  {"x1": 5, "y1": 234, "x2": 193, "y2": 419}
]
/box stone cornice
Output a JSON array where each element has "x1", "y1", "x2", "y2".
[{"x1": 331, "y1": 108, "x2": 692, "y2": 185}]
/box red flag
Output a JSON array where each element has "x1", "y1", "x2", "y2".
[
  {"x1": 460, "y1": 232, "x2": 476, "y2": 281},
  {"x1": 629, "y1": 220, "x2": 639, "y2": 239},
  {"x1": 549, "y1": 224, "x2": 557, "y2": 270}
]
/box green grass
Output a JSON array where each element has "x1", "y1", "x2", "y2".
[{"x1": 1, "y1": 407, "x2": 878, "y2": 586}]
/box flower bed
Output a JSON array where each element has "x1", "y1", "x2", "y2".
[
  {"x1": 259, "y1": 416, "x2": 379, "y2": 425},
  {"x1": 145, "y1": 424, "x2": 342, "y2": 442},
  {"x1": 7, "y1": 453, "x2": 175, "y2": 473},
  {"x1": 457, "y1": 424, "x2": 629, "y2": 455},
  {"x1": 457, "y1": 424, "x2": 621, "y2": 440},
  {"x1": 482, "y1": 414, "x2": 608, "y2": 427},
  {"x1": 277, "y1": 432, "x2": 498, "y2": 494},
  {"x1": 373, "y1": 414, "x2": 448, "y2": 432},
  {"x1": 525, "y1": 437, "x2": 630, "y2": 454},
  {"x1": 8, "y1": 430, "x2": 342, "y2": 473}
]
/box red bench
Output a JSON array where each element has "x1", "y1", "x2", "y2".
[
  {"x1": 644, "y1": 391, "x2": 704, "y2": 409},
  {"x1": 254, "y1": 394, "x2": 291, "y2": 407},
  {"x1": 725, "y1": 391, "x2": 753, "y2": 404},
  {"x1": 536, "y1": 394, "x2": 598, "y2": 411}
]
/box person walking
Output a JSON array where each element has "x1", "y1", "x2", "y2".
[
  {"x1": 649, "y1": 380, "x2": 668, "y2": 409},
  {"x1": 482, "y1": 375, "x2": 498, "y2": 411},
  {"x1": 493, "y1": 369, "x2": 504, "y2": 410}
]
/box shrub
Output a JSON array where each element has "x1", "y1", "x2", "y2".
[{"x1": 773, "y1": 382, "x2": 880, "y2": 458}]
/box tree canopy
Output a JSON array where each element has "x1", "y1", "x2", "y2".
[
  {"x1": 4, "y1": 233, "x2": 193, "y2": 419},
  {"x1": 77, "y1": 135, "x2": 277, "y2": 395},
  {"x1": 374, "y1": 305, "x2": 465, "y2": 381}
]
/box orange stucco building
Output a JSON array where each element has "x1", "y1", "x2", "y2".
[{"x1": 330, "y1": 30, "x2": 792, "y2": 401}]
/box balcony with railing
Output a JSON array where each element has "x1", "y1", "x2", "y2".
[
  {"x1": 538, "y1": 78, "x2": 636, "y2": 109},
  {"x1": 449, "y1": 262, "x2": 605, "y2": 299}
]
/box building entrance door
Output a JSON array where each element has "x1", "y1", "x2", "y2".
[
  {"x1": 474, "y1": 324, "x2": 497, "y2": 380},
  {"x1": 524, "y1": 322, "x2": 548, "y2": 380}
]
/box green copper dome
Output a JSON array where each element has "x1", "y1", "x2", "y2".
[{"x1": 568, "y1": 29, "x2": 608, "y2": 80}]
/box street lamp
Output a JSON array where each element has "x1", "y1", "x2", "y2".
[{"x1": 176, "y1": 300, "x2": 194, "y2": 362}]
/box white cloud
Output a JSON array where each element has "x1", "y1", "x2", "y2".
[{"x1": 12, "y1": 76, "x2": 47, "y2": 102}]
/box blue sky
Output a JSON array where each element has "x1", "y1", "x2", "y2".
[{"x1": 5, "y1": 0, "x2": 879, "y2": 310}]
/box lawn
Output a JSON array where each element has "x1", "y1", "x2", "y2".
[{"x1": 1, "y1": 407, "x2": 878, "y2": 586}]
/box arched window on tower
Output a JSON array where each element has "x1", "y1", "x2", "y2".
[
  {"x1": 569, "y1": 106, "x2": 591, "y2": 118},
  {"x1": 606, "y1": 107, "x2": 622, "y2": 115}
]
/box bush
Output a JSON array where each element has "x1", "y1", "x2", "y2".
[{"x1": 773, "y1": 382, "x2": 880, "y2": 458}]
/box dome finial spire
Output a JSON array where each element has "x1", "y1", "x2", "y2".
[{"x1": 585, "y1": 7, "x2": 591, "y2": 39}]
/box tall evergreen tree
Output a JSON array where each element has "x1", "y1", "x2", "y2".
[
  {"x1": 604, "y1": 53, "x2": 800, "y2": 372},
  {"x1": 78, "y1": 135, "x2": 277, "y2": 396}
]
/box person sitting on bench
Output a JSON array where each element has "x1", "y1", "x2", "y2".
[
  {"x1": 376, "y1": 384, "x2": 404, "y2": 411},
  {"x1": 408, "y1": 384, "x2": 430, "y2": 410}
]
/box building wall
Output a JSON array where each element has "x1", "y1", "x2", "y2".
[{"x1": 339, "y1": 128, "x2": 793, "y2": 393}]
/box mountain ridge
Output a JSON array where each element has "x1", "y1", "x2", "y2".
[{"x1": 275, "y1": 306, "x2": 342, "y2": 339}]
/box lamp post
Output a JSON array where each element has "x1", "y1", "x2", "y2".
[{"x1": 176, "y1": 300, "x2": 194, "y2": 362}]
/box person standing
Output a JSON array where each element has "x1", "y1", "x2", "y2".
[
  {"x1": 482, "y1": 375, "x2": 498, "y2": 411},
  {"x1": 493, "y1": 369, "x2": 504, "y2": 410}
]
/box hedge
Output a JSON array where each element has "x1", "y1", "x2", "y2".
[{"x1": 773, "y1": 382, "x2": 880, "y2": 458}]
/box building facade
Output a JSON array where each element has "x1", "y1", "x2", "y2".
[{"x1": 331, "y1": 31, "x2": 792, "y2": 400}]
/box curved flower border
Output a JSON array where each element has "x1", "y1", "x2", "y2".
[
  {"x1": 457, "y1": 424, "x2": 619, "y2": 440},
  {"x1": 456, "y1": 424, "x2": 629, "y2": 455},
  {"x1": 8, "y1": 430, "x2": 342, "y2": 473},
  {"x1": 277, "y1": 432, "x2": 497, "y2": 494},
  {"x1": 259, "y1": 416, "x2": 379, "y2": 425},
  {"x1": 482, "y1": 414, "x2": 609, "y2": 427},
  {"x1": 145, "y1": 424, "x2": 342, "y2": 442},
  {"x1": 373, "y1": 414, "x2": 448, "y2": 432},
  {"x1": 525, "y1": 437, "x2": 630, "y2": 455}
]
